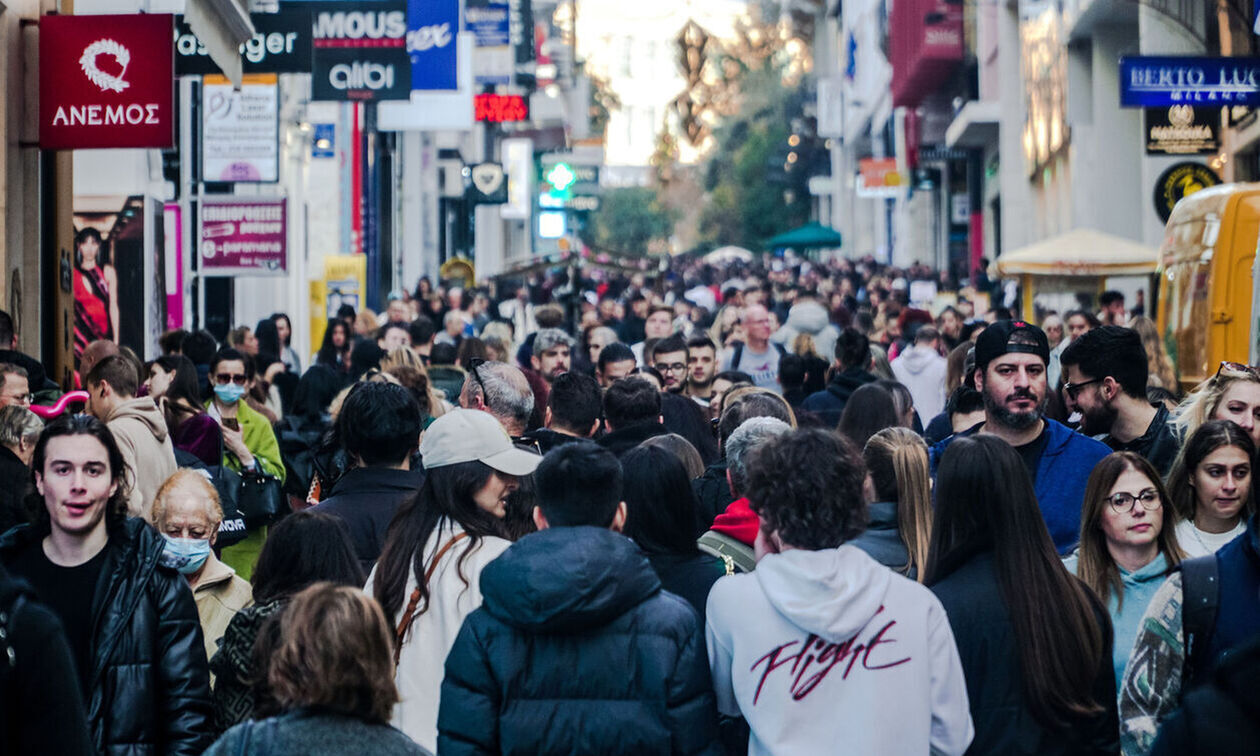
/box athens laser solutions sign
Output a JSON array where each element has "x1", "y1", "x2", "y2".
[{"x1": 40, "y1": 14, "x2": 175, "y2": 150}]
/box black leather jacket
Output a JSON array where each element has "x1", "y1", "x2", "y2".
[{"x1": 0, "y1": 517, "x2": 214, "y2": 755}]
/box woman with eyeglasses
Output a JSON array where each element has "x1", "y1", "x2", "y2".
[
  {"x1": 1064, "y1": 452, "x2": 1184, "y2": 688},
  {"x1": 1166, "y1": 419, "x2": 1255, "y2": 558},
  {"x1": 1174, "y1": 360, "x2": 1260, "y2": 448},
  {"x1": 205, "y1": 348, "x2": 285, "y2": 483}
]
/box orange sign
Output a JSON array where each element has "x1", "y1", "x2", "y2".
[{"x1": 857, "y1": 157, "x2": 904, "y2": 198}]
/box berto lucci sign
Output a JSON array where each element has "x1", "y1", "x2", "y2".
[
  {"x1": 1120, "y1": 56, "x2": 1260, "y2": 107},
  {"x1": 40, "y1": 13, "x2": 175, "y2": 149}
]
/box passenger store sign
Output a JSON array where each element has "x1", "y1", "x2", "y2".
[
  {"x1": 1120, "y1": 56, "x2": 1260, "y2": 107},
  {"x1": 39, "y1": 13, "x2": 175, "y2": 149}
]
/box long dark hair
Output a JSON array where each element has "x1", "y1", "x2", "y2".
[
  {"x1": 317, "y1": 319, "x2": 352, "y2": 369},
  {"x1": 251, "y1": 511, "x2": 366, "y2": 604},
  {"x1": 27, "y1": 414, "x2": 130, "y2": 531},
  {"x1": 1167, "y1": 419, "x2": 1257, "y2": 522},
  {"x1": 925, "y1": 434, "x2": 1109, "y2": 729},
  {"x1": 270, "y1": 313, "x2": 293, "y2": 346},
  {"x1": 254, "y1": 318, "x2": 283, "y2": 362},
  {"x1": 152, "y1": 355, "x2": 206, "y2": 435},
  {"x1": 838, "y1": 383, "x2": 900, "y2": 449},
  {"x1": 621, "y1": 445, "x2": 703, "y2": 554},
  {"x1": 373, "y1": 461, "x2": 507, "y2": 630}
]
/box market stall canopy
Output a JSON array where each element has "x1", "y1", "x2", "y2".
[
  {"x1": 703, "y1": 246, "x2": 754, "y2": 264},
  {"x1": 767, "y1": 222, "x2": 843, "y2": 249},
  {"x1": 996, "y1": 228, "x2": 1158, "y2": 276}
]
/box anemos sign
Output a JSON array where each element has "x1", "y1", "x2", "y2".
[{"x1": 40, "y1": 13, "x2": 175, "y2": 150}]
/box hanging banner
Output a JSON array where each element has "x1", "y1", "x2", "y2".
[
  {"x1": 202, "y1": 74, "x2": 280, "y2": 182},
  {"x1": 40, "y1": 14, "x2": 175, "y2": 150},
  {"x1": 467, "y1": 0, "x2": 512, "y2": 85},
  {"x1": 310, "y1": 1, "x2": 412, "y2": 101},
  {"x1": 199, "y1": 197, "x2": 288, "y2": 275},
  {"x1": 175, "y1": 10, "x2": 313, "y2": 75},
  {"x1": 408, "y1": 0, "x2": 460, "y2": 90}
]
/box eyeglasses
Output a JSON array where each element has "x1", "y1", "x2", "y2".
[
  {"x1": 469, "y1": 357, "x2": 489, "y2": 397},
  {"x1": 1062, "y1": 378, "x2": 1103, "y2": 400},
  {"x1": 1106, "y1": 489, "x2": 1162, "y2": 513},
  {"x1": 215, "y1": 373, "x2": 248, "y2": 386},
  {"x1": 1, "y1": 392, "x2": 30, "y2": 406},
  {"x1": 1215, "y1": 361, "x2": 1260, "y2": 380},
  {"x1": 654, "y1": 362, "x2": 687, "y2": 374}
]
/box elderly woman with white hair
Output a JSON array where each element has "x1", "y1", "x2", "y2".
[
  {"x1": 151, "y1": 469, "x2": 253, "y2": 665},
  {"x1": 0, "y1": 404, "x2": 42, "y2": 532}
]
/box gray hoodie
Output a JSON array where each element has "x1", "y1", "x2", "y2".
[
  {"x1": 772, "y1": 300, "x2": 839, "y2": 360},
  {"x1": 105, "y1": 397, "x2": 177, "y2": 520},
  {"x1": 892, "y1": 344, "x2": 948, "y2": 421}
]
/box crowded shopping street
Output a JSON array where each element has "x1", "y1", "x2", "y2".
[{"x1": 0, "y1": 0, "x2": 1259, "y2": 754}]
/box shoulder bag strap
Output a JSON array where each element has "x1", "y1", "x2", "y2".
[
  {"x1": 1180, "y1": 555, "x2": 1221, "y2": 686},
  {"x1": 394, "y1": 531, "x2": 470, "y2": 665}
]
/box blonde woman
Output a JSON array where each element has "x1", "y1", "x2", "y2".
[
  {"x1": 855, "y1": 427, "x2": 933, "y2": 581},
  {"x1": 1129, "y1": 316, "x2": 1177, "y2": 391},
  {"x1": 381, "y1": 347, "x2": 448, "y2": 421},
  {"x1": 1174, "y1": 361, "x2": 1260, "y2": 447}
]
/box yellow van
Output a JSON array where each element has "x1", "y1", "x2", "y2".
[{"x1": 1156, "y1": 182, "x2": 1260, "y2": 390}]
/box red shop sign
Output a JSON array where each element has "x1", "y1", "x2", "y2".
[
  {"x1": 475, "y1": 93, "x2": 529, "y2": 123},
  {"x1": 39, "y1": 13, "x2": 175, "y2": 150}
]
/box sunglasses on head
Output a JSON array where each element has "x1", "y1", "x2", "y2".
[
  {"x1": 215, "y1": 373, "x2": 248, "y2": 386},
  {"x1": 1215, "y1": 361, "x2": 1260, "y2": 380},
  {"x1": 469, "y1": 357, "x2": 489, "y2": 397}
]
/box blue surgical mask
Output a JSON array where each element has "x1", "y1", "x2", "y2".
[
  {"x1": 213, "y1": 383, "x2": 246, "y2": 404},
  {"x1": 159, "y1": 535, "x2": 212, "y2": 574}
]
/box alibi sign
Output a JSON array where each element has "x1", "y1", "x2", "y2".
[{"x1": 40, "y1": 14, "x2": 175, "y2": 149}]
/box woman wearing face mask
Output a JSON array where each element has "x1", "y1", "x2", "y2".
[
  {"x1": 1166, "y1": 420, "x2": 1256, "y2": 558},
  {"x1": 205, "y1": 348, "x2": 284, "y2": 482},
  {"x1": 1065, "y1": 452, "x2": 1184, "y2": 688},
  {"x1": 369, "y1": 409, "x2": 541, "y2": 752},
  {"x1": 152, "y1": 469, "x2": 252, "y2": 664}
]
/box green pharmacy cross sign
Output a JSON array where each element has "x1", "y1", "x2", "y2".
[{"x1": 545, "y1": 163, "x2": 577, "y2": 193}]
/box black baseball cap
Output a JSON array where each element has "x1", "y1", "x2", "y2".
[{"x1": 974, "y1": 320, "x2": 1050, "y2": 371}]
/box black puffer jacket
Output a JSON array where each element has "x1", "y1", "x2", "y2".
[
  {"x1": 0, "y1": 518, "x2": 214, "y2": 756},
  {"x1": 437, "y1": 526, "x2": 721, "y2": 756}
]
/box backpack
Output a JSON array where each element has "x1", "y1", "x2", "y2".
[
  {"x1": 697, "y1": 530, "x2": 755, "y2": 574},
  {"x1": 1181, "y1": 555, "x2": 1220, "y2": 687},
  {"x1": 0, "y1": 571, "x2": 31, "y2": 691},
  {"x1": 730, "y1": 341, "x2": 786, "y2": 373}
]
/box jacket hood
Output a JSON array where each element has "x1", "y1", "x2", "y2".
[
  {"x1": 710, "y1": 497, "x2": 758, "y2": 545},
  {"x1": 480, "y1": 526, "x2": 661, "y2": 634},
  {"x1": 785, "y1": 301, "x2": 830, "y2": 335},
  {"x1": 755, "y1": 545, "x2": 891, "y2": 642},
  {"x1": 895, "y1": 345, "x2": 941, "y2": 375},
  {"x1": 107, "y1": 397, "x2": 169, "y2": 442}
]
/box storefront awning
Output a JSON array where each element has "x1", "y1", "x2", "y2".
[
  {"x1": 945, "y1": 101, "x2": 1000, "y2": 148},
  {"x1": 184, "y1": 0, "x2": 254, "y2": 87},
  {"x1": 996, "y1": 228, "x2": 1159, "y2": 276}
]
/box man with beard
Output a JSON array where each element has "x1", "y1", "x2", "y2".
[
  {"x1": 650, "y1": 333, "x2": 689, "y2": 393},
  {"x1": 683, "y1": 334, "x2": 718, "y2": 408},
  {"x1": 929, "y1": 320, "x2": 1110, "y2": 553},
  {"x1": 1059, "y1": 326, "x2": 1180, "y2": 475}
]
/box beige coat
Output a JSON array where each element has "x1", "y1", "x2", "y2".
[
  {"x1": 193, "y1": 552, "x2": 253, "y2": 664},
  {"x1": 104, "y1": 397, "x2": 177, "y2": 520}
]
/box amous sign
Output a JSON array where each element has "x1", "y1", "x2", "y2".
[
  {"x1": 40, "y1": 14, "x2": 175, "y2": 150},
  {"x1": 309, "y1": 1, "x2": 412, "y2": 101}
]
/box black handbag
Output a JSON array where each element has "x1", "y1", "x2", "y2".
[
  {"x1": 171, "y1": 447, "x2": 249, "y2": 548},
  {"x1": 237, "y1": 467, "x2": 283, "y2": 526}
]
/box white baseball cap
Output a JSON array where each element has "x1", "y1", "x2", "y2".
[{"x1": 419, "y1": 408, "x2": 541, "y2": 476}]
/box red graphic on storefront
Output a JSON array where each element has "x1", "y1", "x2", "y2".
[{"x1": 40, "y1": 13, "x2": 175, "y2": 150}]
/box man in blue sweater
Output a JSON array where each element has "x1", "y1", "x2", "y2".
[{"x1": 930, "y1": 319, "x2": 1109, "y2": 553}]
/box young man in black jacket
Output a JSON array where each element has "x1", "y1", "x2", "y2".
[
  {"x1": 310, "y1": 381, "x2": 424, "y2": 573},
  {"x1": 437, "y1": 442, "x2": 721, "y2": 756},
  {"x1": 0, "y1": 414, "x2": 213, "y2": 755}
]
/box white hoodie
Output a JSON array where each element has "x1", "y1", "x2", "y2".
[
  {"x1": 891, "y1": 344, "x2": 948, "y2": 421},
  {"x1": 706, "y1": 545, "x2": 973, "y2": 756}
]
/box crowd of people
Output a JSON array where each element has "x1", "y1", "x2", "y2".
[{"x1": 0, "y1": 252, "x2": 1255, "y2": 755}]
